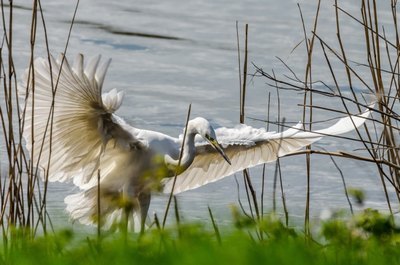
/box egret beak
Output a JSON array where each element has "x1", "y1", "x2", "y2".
[{"x1": 206, "y1": 135, "x2": 231, "y2": 165}]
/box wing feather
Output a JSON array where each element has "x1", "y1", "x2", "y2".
[
  {"x1": 163, "y1": 110, "x2": 370, "y2": 194},
  {"x1": 20, "y1": 54, "x2": 137, "y2": 187}
]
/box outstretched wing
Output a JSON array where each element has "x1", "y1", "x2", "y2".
[
  {"x1": 162, "y1": 110, "x2": 370, "y2": 194},
  {"x1": 20, "y1": 54, "x2": 139, "y2": 188}
]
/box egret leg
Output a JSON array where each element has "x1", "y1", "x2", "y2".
[{"x1": 138, "y1": 192, "x2": 151, "y2": 234}]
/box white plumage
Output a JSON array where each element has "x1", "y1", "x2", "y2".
[{"x1": 20, "y1": 54, "x2": 370, "y2": 231}]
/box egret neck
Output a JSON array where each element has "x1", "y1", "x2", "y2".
[{"x1": 167, "y1": 123, "x2": 197, "y2": 174}]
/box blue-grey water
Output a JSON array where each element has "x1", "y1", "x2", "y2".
[{"x1": 2, "y1": 0, "x2": 398, "y2": 231}]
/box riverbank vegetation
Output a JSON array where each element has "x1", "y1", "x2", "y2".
[{"x1": 2, "y1": 209, "x2": 400, "y2": 265}]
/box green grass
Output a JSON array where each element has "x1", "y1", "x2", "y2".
[{"x1": 2, "y1": 210, "x2": 400, "y2": 265}]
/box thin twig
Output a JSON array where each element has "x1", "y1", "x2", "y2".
[{"x1": 162, "y1": 104, "x2": 191, "y2": 228}]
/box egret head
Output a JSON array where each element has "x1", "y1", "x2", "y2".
[{"x1": 190, "y1": 117, "x2": 231, "y2": 165}]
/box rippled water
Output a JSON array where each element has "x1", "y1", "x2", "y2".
[{"x1": 3, "y1": 1, "x2": 399, "y2": 231}]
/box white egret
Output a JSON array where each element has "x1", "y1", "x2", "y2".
[{"x1": 20, "y1": 54, "x2": 370, "y2": 231}]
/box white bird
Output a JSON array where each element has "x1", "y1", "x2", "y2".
[{"x1": 20, "y1": 54, "x2": 370, "y2": 231}]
